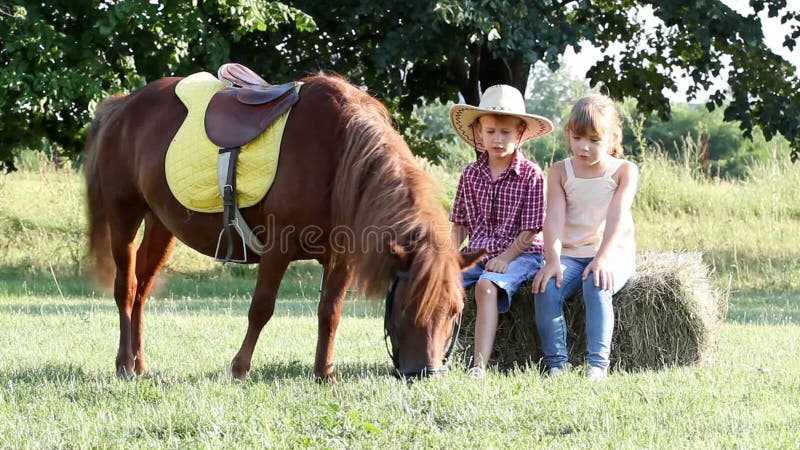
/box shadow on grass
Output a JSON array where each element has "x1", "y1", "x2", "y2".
[
  {"x1": 200, "y1": 360, "x2": 397, "y2": 382},
  {"x1": 726, "y1": 288, "x2": 800, "y2": 324},
  {"x1": 0, "y1": 362, "x2": 95, "y2": 384},
  {"x1": 0, "y1": 361, "x2": 400, "y2": 385}
]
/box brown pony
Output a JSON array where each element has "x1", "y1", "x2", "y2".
[{"x1": 83, "y1": 73, "x2": 481, "y2": 381}]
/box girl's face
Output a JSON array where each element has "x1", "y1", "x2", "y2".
[
  {"x1": 476, "y1": 115, "x2": 524, "y2": 159},
  {"x1": 568, "y1": 127, "x2": 618, "y2": 166}
]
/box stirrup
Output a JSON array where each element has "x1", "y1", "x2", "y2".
[{"x1": 214, "y1": 218, "x2": 248, "y2": 263}]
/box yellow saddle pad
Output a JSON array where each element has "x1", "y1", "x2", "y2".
[{"x1": 165, "y1": 71, "x2": 292, "y2": 213}]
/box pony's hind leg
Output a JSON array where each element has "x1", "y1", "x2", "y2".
[
  {"x1": 229, "y1": 251, "x2": 293, "y2": 381},
  {"x1": 108, "y1": 204, "x2": 148, "y2": 377},
  {"x1": 314, "y1": 262, "x2": 354, "y2": 382},
  {"x1": 131, "y1": 214, "x2": 176, "y2": 374}
]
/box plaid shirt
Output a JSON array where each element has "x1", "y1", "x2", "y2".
[{"x1": 450, "y1": 151, "x2": 545, "y2": 261}]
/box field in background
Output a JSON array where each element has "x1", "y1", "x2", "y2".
[{"x1": 1, "y1": 150, "x2": 798, "y2": 447}]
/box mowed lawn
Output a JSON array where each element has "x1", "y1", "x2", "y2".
[{"x1": 1, "y1": 159, "x2": 799, "y2": 448}]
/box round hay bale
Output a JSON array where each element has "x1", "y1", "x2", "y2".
[{"x1": 454, "y1": 251, "x2": 728, "y2": 372}]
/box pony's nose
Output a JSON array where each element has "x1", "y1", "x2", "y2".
[{"x1": 392, "y1": 365, "x2": 449, "y2": 381}]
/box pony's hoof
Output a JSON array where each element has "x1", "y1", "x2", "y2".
[
  {"x1": 134, "y1": 362, "x2": 150, "y2": 375},
  {"x1": 116, "y1": 366, "x2": 135, "y2": 379},
  {"x1": 226, "y1": 365, "x2": 247, "y2": 382},
  {"x1": 315, "y1": 373, "x2": 337, "y2": 384}
]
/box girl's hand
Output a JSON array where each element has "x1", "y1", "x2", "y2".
[
  {"x1": 485, "y1": 256, "x2": 510, "y2": 273},
  {"x1": 531, "y1": 261, "x2": 562, "y2": 294},
  {"x1": 583, "y1": 257, "x2": 614, "y2": 292}
]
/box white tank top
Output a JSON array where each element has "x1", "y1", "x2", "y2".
[{"x1": 561, "y1": 158, "x2": 624, "y2": 258}]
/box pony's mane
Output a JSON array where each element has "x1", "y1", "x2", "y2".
[{"x1": 314, "y1": 74, "x2": 464, "y2": 324}]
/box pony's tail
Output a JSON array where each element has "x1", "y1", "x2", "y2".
[{"x1": 83, "y1": 94, "x2": 127, "y2": 290}]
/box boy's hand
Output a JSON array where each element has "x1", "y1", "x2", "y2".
[
  {"x1": 485, "y1": 256, "x2": 510, "y2": 273},
  {"x1": 531, "y1": 261, "x2": 562, "y2": 293}
]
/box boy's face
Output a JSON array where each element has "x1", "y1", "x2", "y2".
[{"x1": 475, "y1": 114, "x2": 524, "y2": 160}]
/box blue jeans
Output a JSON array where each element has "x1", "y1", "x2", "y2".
[
  {"x1": 462, "y1": 252, "x2": 544, "y2": 313},
  {"x1": 534, "y1": 256, "x2": 634, "y2": 370}
]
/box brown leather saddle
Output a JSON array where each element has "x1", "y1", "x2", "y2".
[{"x1": 205, "y1": 63, "x2": 300, "y2": 149}]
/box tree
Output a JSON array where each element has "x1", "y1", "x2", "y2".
[
  {"x1": 273, "y1": 0, "x2": 799, "y2": 160},
  {"x1": 2, "y1": 0, "x2": 799, "y2": 169},
  {"x1": 0, "y1": 0, "x2": 314, "y2": 171}
]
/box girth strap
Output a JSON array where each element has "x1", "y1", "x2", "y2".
[{"x1": 214, "y1": 147, "x2": 267, "y2": 263}]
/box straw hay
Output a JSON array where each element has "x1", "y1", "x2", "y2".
[{"x1": 454, "y1": 251, "x2": 728, "y2": 372}]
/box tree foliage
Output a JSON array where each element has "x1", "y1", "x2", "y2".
[
  {"x1": 271, "y1": 0, "x2": 800, "y2": 161},
  {"x1": 0, "y1": 0, "x2": 314, "y2": 171},
  {"x1": 1, "y1": 0, "x2": 799, "y2": 170}
]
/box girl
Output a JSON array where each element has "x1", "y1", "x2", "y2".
[{"x1": 530, "y1": 93, "x2": 639, "y2": 380}]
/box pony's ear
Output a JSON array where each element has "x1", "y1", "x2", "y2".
[
  {"x1": 390, "y1": 240, "x2": 412, "y2": 268},
  {"x1": 458, "y1": 250, "x2": 485, "y2": 269}
]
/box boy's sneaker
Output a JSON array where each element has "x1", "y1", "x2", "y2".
[
  {"x1": 467, "y1": 366, "x2": 486, "y2": 378},
  {"x1": 587, "y1": 366, "x2": 608, "y2": 381}
]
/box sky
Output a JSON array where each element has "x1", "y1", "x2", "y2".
[{"x1": 561, "y1": 0, "x2": 799, "y2": 102}]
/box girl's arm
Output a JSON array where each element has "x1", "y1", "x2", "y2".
[
  {"x1": 584, "y1": 160, "x2": 639, "y2": 290},
  {"x1": 531, "y1": 161, "x2": 567, "y2": 293}
]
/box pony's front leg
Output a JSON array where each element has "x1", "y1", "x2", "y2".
[
  {"x1": 229, "y1": 252, "x2": 292, "y2": 381},
  {"x1": 314, "y1": 263, "x2": 354, "y2": 382}
]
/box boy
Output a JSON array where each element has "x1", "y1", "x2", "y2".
[{"x1": 449, "y1": 84, "x2": 553, "y2": 377}]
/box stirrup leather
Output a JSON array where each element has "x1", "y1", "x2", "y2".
[{"x1": 214, "y1": 147, "x2": 267, "y2": 263}]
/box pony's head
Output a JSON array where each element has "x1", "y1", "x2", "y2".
[{"x1": 384, "y1": 243, "x2": 483, "y2": 378}]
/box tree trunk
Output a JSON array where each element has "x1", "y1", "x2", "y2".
[
  {"x1": 478, "y1": 46, "x2": 530, "y2": 95},
  {"x1": 451, "y1": 44, "x2": 482, "y2": 106},
  {"x1": 452, "y1": 44, "x2": 531, "y2": 106}
]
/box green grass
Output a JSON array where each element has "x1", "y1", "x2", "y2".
[
  {"x1": 1, "y1": 155, "x2": 799, "y2": 448},
  {"x1": 0, "y1": 291, "x2": 798, "y2": 448}
]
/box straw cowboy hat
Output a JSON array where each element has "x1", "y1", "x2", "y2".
[{"x1": 449, "y1": 84, "x2": 553, "y2": 151}]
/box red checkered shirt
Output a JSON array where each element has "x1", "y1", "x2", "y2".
[{"x1": 449, "y1": 151, "x2": 545, "y2": 261}]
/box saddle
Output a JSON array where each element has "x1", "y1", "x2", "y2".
[
  {"x1": 206, "y1": 63, "x2": 300, "y2": 149},
  {"x1": 204, "y1": 63, "x2": 301, "y2": 263},
  {"x1": 217, "y1": 62, "x2": 269, "y2": 88}
]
